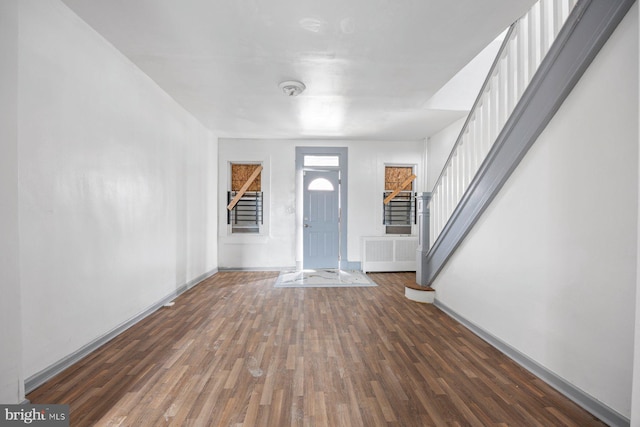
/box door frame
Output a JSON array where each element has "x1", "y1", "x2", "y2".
[{"x1": 295, "y1": 147, "x2": 348, "y2": 270}]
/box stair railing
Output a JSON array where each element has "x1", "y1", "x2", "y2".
[{"x1": 428, "y1": 0, "x2": 578, "y2": 249}]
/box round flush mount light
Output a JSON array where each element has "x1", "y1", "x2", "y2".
[{"x1": 279, "y1": 80, "x2": 306, "y2": 97}]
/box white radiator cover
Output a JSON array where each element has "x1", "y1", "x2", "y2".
[{"x1": 361, "y1": 236, "x2": 418, "y2": 273}]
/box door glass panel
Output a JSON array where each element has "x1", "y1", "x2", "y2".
[{"x1": 308, "y1": 177, "x2": 334, "y2": 191}]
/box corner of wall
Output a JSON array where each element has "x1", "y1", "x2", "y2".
[
  {"x1": 631, "y1": 3, "x2": 640, "y2": 420},
  {"x1": 0, "y1": 0, "x2": 25, "y2": 405}
]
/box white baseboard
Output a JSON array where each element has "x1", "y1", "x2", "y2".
[
  {"x1": 24, "y1": 268, "x2": 218, "y2": 394},
  {"x1": 434, "y1": 299, "x2": 629, "y2": 427}
]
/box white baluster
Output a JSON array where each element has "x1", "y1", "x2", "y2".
[
  {"x1": 483, "y1": 89, "x2": 492, "y2": 158},
  {"x1": 528, "y1": 2, "x2": 540, "y2": 76},
  {"x1": 540, "y1": 0, "x2": 550, "y2": 55},
  {"x1": 447, "y1": 166, "x2": 453, "y2": 220},
  {"x1": 490, "y1": 75, "x2": 499, "y2": 152},
  {"x1": 468, "y1": 116, "x2": 477, "y2": 185},
  {"x1": 473, "y1": 111, "x2": 480, "y2": 180},
  {"x1": 436, "y1": 183, "x2": 445, "y2": 236},
  {"x1": 458, "y1": 142, "x2": 465, "y2": 202},
  {"x1": 447, "y1": 166, "x2": 452, "y2": 221},
  {"x1": 468, "y1": 127, "x2": 475, "y2": 188},
  {"x1": 517, "y1": 18, "x2": 528, "y2": 96},
  {"x1": 461, "y1": 130, "x2": 470, "y2": 189},
  {"x1": 553, "y1": 0, "x2": 564, "y2": 37},
  {"x1": 439, "y1": 180, "x2": 445, "y2": 236},
  {"x1": 451, "y1": 152, "x2": 458, "y2": 209},
  {"x1": 456, "y1": 148, "x2": 462, "y2": 205},
  {"x1": 429, "y1": 190, "x2": 436, "y2": 248},
  {"x1": 441, "y1": 172, "x2": 447, "y2": 230},
  {"x1": 431, "y1": 191, "x2": 438, "y2": 245},
  {"x1": 449, "y1": 163, "x2": 455, "y2": 216},
  {"x1": 458, "y1": 138, "x2": 466, "y2": 193},
  {"x1": 456, "y1": 145, "x2": 463, "y2": 204},
  {"x1": 431, "y1": 193, "x2": 437, "y2": 246},
  {"x1": 499, "y1": 54, "x2": 508, "y2": 130}
]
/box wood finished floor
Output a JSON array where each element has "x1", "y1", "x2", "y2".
[{"x1": 28, "y1": 271, "x2": 606, "y2": 426}]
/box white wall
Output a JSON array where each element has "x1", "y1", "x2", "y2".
[
  {"x1": 433, "y1": 5, "x2": 638, "y2": 419},
  {"x1": 18, "y1": 0, "x2": 217, "y2": 379},
  {"x1": 426, "y1": 117, "x2": 466, "y2": 191},
  {"x1": 0, "y1": 0, "x2": 25, "y2": 405},
  {"x1": 218, "y1": 139, "x2": 424, "y2": 269}
]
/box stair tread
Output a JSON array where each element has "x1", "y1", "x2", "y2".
[{"x1": 405, "y1": 283, "x2": 434, "y2": 292}]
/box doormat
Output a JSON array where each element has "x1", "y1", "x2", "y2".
[{"x1": 274, "y1": 269, "x2": 377, "y2": 288}]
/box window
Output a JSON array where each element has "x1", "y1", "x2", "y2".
[
  {"x1": 227, "y1": 163, "x2": 263, "y2": 234},
  {"x1": 303, "y1": 155, "x2": 339, "y2": 168},
  {"x1": 383, "y1": 166, "x2": 416, "y2": 235}
]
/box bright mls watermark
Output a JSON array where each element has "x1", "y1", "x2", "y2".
[{"x1": 0, "y1": 405, "x2": 68, "y2": 427}]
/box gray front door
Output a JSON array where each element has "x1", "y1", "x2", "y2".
[{"x1": 303, "y1": 170, "x2": 340, "y2": 269}]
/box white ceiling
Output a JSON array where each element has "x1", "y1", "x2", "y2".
[{"x1": 61, "y1": 0, "x2": 536, "y2": 140}]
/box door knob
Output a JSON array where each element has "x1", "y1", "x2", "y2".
[{"x1": 304, "y1": 224, "x2": 311, "y2": 228}]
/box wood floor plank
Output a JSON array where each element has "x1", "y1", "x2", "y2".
[{"x1": 28, "y1": 271, "x2": 607, "y2": 426}]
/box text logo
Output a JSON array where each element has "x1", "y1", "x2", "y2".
[{"x1": 0, "y1": 405, "x2": 69, "y2": 427}]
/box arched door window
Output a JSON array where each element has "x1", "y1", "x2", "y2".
[{"x1": 308, "y1": 177, "x2": 334, "y2": 191}]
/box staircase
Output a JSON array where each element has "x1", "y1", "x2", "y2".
[{"x1": 419, "y1": 0, "x2": 636, "y2": 286}]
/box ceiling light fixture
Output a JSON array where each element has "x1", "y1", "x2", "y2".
[{"x1": 279, "y1": 80, "x2": 306, "y2": 97}]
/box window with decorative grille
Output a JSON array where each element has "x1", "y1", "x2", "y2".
[
  {"x1": 383, "y1": 166, "x2": 416, "y2": 235},
  {"x1": 227, "y1": 163, "x2": 263, "y2": 234}
]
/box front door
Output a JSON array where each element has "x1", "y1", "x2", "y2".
[{"x1": 303, "y1": 170, "x2": 340, "y2": 269}]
